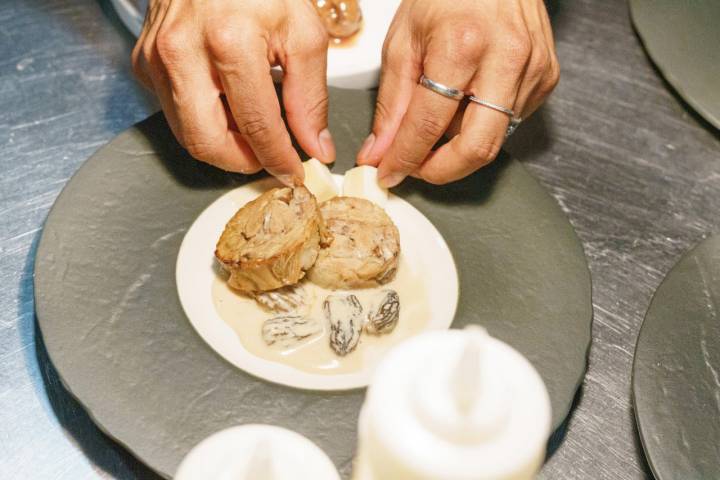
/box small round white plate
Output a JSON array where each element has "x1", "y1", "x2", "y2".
[
  {"x1": 175, "y1": 424, "x2": 340, "y2": 480},
  {"x1": 176, "y1": 174, "x2": 459, "y2": 390},
  {"x1": 111, "y1": 0, "x2": 400, "y2": 89}
]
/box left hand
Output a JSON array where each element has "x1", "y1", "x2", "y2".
[{"x1": 357, "y1": 0, "x2": 560, "y2": 186}]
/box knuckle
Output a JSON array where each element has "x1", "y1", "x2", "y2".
[
  {"x1": 530, "y1": 48, "x2": 550, "y2": 77},
  {"x1": 306, "y1": 25, "x2": 329, "y2": 53},
  {"x1": 260, "y1": 155, "x2": 287, "y2": 171},
  {"x1": 184, "y1": 135, "x2": 221, "y2": 161},
  {"x1": 444, "y1": 25, "x2": 484, "y2": 62},
  {"x1": 393, "y1": 153, "x2": 422, "y2": 172},
  {"x1": 373, "y1": 97, "x2": 392, "y2": 125},
  {"x1": 206, "y1": 22, "x2": 242, "y2": 60},
  {"x1": 463, "y1": 139, "x2": 501, "y2": 165},
  {"x1": 237, "y1": 113, "x2": 271, "y2": 139},
  {"x1": 305, "y1": 92, "x2": 329, "y2": 121},
  {"x1": 537, "y1": 57, "x2": 561, "y2": 97},
  {"x1": 155, "y1": 26, "x2": 187, "y2": 65},
  {"x1": 287, "y1": 24, "x2": 327, "y2": 58},
  {"x1": 412, "y1": 114, "x2": 446, "y2": 142}
]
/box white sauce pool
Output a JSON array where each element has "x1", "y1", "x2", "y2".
[{"x1": 212, "y1": 257, "x2": 429, "y2": 375}]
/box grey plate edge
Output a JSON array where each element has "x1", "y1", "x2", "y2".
[
  {"x1": 628, "y1": 0, "x2": 720, "y2": 130},
  {"x1": 520, "y1": 170, "x2": 594, "y2": 431},
  {"x1": 630, "y1": 236, "x2": 681, "y2": 480},
  {"x1": 451, "y1": 145, "x2": 594, "y2": 431},
  {"x1": 32, "y1": 125, "x2": 173, "y2": 479},
  {"x1": 629, "y1": 233, "x2": 717, "y2": 480}
]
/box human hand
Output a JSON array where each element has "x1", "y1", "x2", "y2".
[
  {"x1": 357, "y1": 0, "x2": 559, "y2": 186},
  {"x1": 132, "y1": 0, "x2": 335, "y2": 185}
]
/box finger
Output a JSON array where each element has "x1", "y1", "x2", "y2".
[
  {"x1": 416, "y1": 49, "x2": 527, "y2": 184},
  {"x1": 131, "y1": 1, "x2": 169, "y2": 91},
  {"x1": 210, "y1": 25, "x2": 303, "y2": 185},
  {"x1": 150, "y1": 22, "x2": 261, "y2": 173},
  {"x1": 282, "y1": 13, "x2": 334, "y2": 164},
  {"x1": 519, "y1": 2, "x2": 560, "y2": 117},
  {"x1": 376, "y1": 32, "x2": 483, "y2": 187},
  {"x1": 133, "y1": 3, "x2": 180, "y2": 128},
  {"x1": 512, "y1": 3, "x2": 557, "y2": 119},
  {"x1": 356, "y1": 28, "x2": 418, "y2": 167}
]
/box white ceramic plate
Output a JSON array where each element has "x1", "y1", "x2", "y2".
[
  {"x1": 110, "y1": 0, "x2": 400, "y2": 89},
  {"x1": 176, "y1": 174, "x2": 459, "y2": 390}
]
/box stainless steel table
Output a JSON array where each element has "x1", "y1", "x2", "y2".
[{"x1": 1, "y1": 0, "x2": 718, "y2": 478}]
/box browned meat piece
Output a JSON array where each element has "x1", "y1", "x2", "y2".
[
  {"x1": 313, "y1": 0, "x2": 362, "y2": 39},
  {"x1": 308, "y1": 197, "x2": 400, "y2": 289},
  {"x1": 215, "y1": 186, "x2": 331, "y2": 293}
]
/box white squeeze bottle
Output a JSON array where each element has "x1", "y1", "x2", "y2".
[
  {"x1": 354, "y1": 327, "x2": 551, "y2": 480},
  {"x1": 175, "y1": 424, "x2": 341, "y2": 480}
]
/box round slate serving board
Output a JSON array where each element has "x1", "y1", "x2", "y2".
[
  {"x1": 630, "y1": 0, "x2": 720, "y2": 129},
  {"x1": 34, "y1": 88, "x2": 592, "y2": 479},
  {"x1": 633, "y1": 234, "x2": 720, "y2": 480}
]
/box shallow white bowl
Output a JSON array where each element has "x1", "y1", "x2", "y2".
[
  {"x1": 110, "y1": 0, "x2": 400, "y2": 89},
  {"x1": 176, "y1": 175, "x2": 459, "y2": 390}
]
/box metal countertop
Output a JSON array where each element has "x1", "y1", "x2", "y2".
[{"x1": 1, "y1": 0, "x2": 719, "y2": 478}]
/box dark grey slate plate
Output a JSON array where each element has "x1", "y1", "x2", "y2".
[
  {"x1": 630, "y1": 0, "x2": 720, "y2": 129},
  {"x1": 633, "y1": 234, "x2": 720, "y2": 480},
  {"x1": 34, "y1": 88, "x2": 592, "y2": 479}
]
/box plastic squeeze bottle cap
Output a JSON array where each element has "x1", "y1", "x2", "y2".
[
  {"x1": 354, "y1": 327, "x2": 552, "y2": 480},
  {"x1": 175, "y1": 424, "x2": 341, "y2": 480}
]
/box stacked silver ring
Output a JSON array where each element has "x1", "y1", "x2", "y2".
[
  {"x1": 419, "y1": 74, "x2": 465, "y2": 101},
  {"x1": 418, "y1": 74, "x2": 522, "y2": 137},
  {"x1": 467, "y1": 96, "x2": 523, "y2": 137}
]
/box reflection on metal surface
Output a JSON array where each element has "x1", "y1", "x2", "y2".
[{"x1": 0, "y1": 0, "x2": 157, "y2": 478}]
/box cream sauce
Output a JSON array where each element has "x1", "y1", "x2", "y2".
[{"x1": 212, "y1": 257, "x2": 429, "y2": 375}]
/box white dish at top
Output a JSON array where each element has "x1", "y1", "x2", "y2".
[
  {"x1": 110, "y1": 0, "x2": 400, "y2": 89},
  {"x1": 176, "y1": 174, "x2": 459, "y2": 390}
]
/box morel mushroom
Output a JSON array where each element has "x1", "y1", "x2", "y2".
[{"x1": 324, "y1": 293, "x2": 363, "y2": 356}]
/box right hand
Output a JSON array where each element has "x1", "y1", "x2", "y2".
[{"x1": 132, "y1": 0, "x2": 335, "y2": 185}]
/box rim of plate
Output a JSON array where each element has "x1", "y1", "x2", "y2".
[{"x1": 175, "y1": 175, "x2": 459, "y2": 390}]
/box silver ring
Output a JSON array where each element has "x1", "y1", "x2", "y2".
[
  {"x1": 467, "y1": 96, "x2": 515, "y2": 117},
  {"x1": 505, "y1": 116, "x2": 522, "y2": 137},
  {"x1": 419, "y1": 74, "x2": 465, "y2": 100},
  {"x1": 467, "y1": 96, "x2": 522, "y2": 136}
]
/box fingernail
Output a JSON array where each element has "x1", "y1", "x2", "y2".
[
  {"x1": 318, "y1": 129, "x2": 335, "y2": 163},
  {"x1": 357, "y1": 133, "x2": 376, "y2": 163},
  {"x1": 379, "y1": 172, "x2": 405, "y2": 188},
  {"x1": 277, "y1": 174, "x2": 295, "y2": 187}
]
